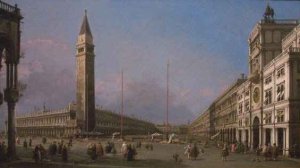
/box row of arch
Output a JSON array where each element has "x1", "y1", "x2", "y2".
[{"x1": 214, "y1": 117, "x2": 260, "y2": 148}]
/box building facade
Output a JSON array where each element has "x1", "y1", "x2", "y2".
[
  {"x1": 190, "y1": 5, "x2": 300, "y2": 156},
  {"x1": 190, "y1": 77, "x2": 245, "y2": 141},
  {"x1": 16, "y1": 105, "x2": 159, "y2": 137},
  {"x1": 95, "y1": 109, "x2": 159, "y2": 136}
]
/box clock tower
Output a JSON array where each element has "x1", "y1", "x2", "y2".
[
  {"x1": 247, "y1": 4, "x2": 298, "y2": 148},
  {"x1": 248, "y1": 4, "x2": 297, "y2": 109},
  {"x1": 76, "y1": 10, "x2": 95, "y2": 132}
]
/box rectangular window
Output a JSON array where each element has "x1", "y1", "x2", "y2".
[
  {"x1": 297, "y1": 79, "x2": 300, "y2": 92},
  {"x1": 276, "y1": 82, "x2": 285, "y2": 101},
  {"x1": 265, "y1": 112, "x2": 272, "y2": 124},
  {"x1": 264, "y1": 88, "x2": 272, "y2": 105},
  {"x1": 276, "y1": 110, "x2": 284, "y2": 123},
  {"x1": 238, "y1": 94, "x2": 243, "y2": 100},
  {"x1": 77, "y1": 47, "x2": 84, "y2": 53},
  {"x1": 265, "y1": 75, "x2": 272, "y2": 84},
  {"x1": 245, "y1": 90, "x2": 250, "y2": 96},
  {"x1": 245, "y1": 118, "x2": 249, "y2": 126},
  {"x1": 238, "y1": 103, "x2": 243, "y2": 114},
  {"x1": 297, "y1": 61, "x2": 300, "y2": 73},
  {"x1": 245, "y1": 100, "x2": 250, "y2": 112},
  {"x1": 277, "y1": 67, "x2": 285, "y2": 78}
]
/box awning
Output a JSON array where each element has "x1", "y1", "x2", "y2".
[{"x1": 210, "y1": 132, "x2": 220, "y2": 140}]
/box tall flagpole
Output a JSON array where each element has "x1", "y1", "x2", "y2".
[
  {"x1": 121, "y1": 70, "x2": 124, "y2": 139},
  {"x1": 166, "y1": 59, "x2": 169, "y2": 137}
]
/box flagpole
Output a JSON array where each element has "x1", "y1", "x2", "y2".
[
  {"x1": 166, "y1": 59, "x2": 169, "y2": 138},
  {"x1": 121, "y1": 70, "x2": 124, "y2": 139}
]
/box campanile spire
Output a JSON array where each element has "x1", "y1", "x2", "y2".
[{"x1": 76, "y1": 10, "x2": 95, "y2": 132}]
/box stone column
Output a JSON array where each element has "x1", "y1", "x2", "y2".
[{"x1": 5, "y1": 63, "x2": 19, "y2": 160}]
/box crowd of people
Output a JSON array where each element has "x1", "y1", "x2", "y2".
[{"x1": 1, "y1": 135, "x2": 298, "y2": 165}]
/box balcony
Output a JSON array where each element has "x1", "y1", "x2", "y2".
[
  {"x1": 0, "y1": 0, "x2": 19, "y2": 13},
  {"x1": 288, "y1": 47, "x2": 300, "y2": 54},
  {"x1": 259, "y1": 19, "x2": 299, "y2": 25}
]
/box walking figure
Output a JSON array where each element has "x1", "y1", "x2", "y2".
[
  {"x1": 184, "y1": 143, "x2": 192, "y2": 160},
  {"x1": 96, "y1": 142, "x2": 104, "y2": 159},
  {"x1": 254, "y1": 145, "x2": 262, "y2": 162},
  {"x1": 29, "y1": 138, "x2": 32, "y2": 147},
  {"x1": 23, "y1": 139, "x2": 28, "y2": 150},
  {"x1": 190, "y1": 143, "x2": 199, "y2": 160},
  {"x1": 62, "y1": 145, "x2": 68, "y2": 162},
  {"x1": 272, "y1": 143, "x2": 279, "y2": 161},
  {"x1": 33, "y1": 145, "x2": 41, "y2": 163},
  {"x1": 221, "y1": 144, "x2": 229, "y2": 161}
]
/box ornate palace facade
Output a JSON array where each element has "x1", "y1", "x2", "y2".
[{"x1": 190, "y1": 5, "x2": 300, "y2": 156}]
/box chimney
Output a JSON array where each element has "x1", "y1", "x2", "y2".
[{"x1": 240, "y1": 73, "x2": 245, "y2": 79}]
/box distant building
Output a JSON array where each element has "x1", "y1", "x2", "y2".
[
  {"x1": 156, "y1": 124, "x2": 189, "y2": 135},
  {"x1": 190, "y1": 4, "x2": 300, "y2": 156},
  {"x1": 15, "y1": 11, "x2": 158, "y2": 137},
  {"x1": 190, "y1": 76, "x2": 246, "y2": 141},
  {"x1": 16, "y1": 105, "x2": 158, "y2": 137}
]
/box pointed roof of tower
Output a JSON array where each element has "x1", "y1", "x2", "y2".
[{"x1": 79, "y1": 10, "x2": 92, "y2": 37}]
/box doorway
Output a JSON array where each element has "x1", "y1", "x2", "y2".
[
  {"x1": 265, "y1": 129, "x2": 271, "y2": 145},
  {"x1": 277, "y1": 128, "x2": 284, "y2": 155},
  {"x1": 253, "y1": 117, "x2": 260, "y2": 149}
]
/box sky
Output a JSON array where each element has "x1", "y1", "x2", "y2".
[{"x1": 0, "y1": 0, "x2": 300, "y2": 127}]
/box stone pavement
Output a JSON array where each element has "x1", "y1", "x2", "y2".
[{"x1": 1, "y1": 139, "x2": 299, "y2": 168}]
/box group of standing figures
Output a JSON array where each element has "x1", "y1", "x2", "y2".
[
  {"x1": 87, "y1": 141, "x2": 145, "y2": 161},
  {"x1": 121, "y1": 141, "x2": 138, "y2": 161},
  {"x1": 184, "y1": 143, "x2": 204, "y2": 160},
  {"x1": 33, "y1": 139, "x2": 69, "y2": 163},
  {"x1": 219, "y1": 142, "x2": 280, "y2": 162},
  {"x1": 260, "y1": 143, "x2": 279, "y2": 161}
]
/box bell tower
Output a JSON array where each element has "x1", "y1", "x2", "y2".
[{"x1": 76, "y1": 10, "x2": 95, "y2": 132}]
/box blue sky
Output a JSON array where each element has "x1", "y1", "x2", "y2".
[{"x1": 1, "y1": 0, "x2": 300, "y2": 126}]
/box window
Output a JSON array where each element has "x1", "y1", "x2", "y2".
[
  {"x1": 277, "y1": 67, "x2": 285, "y2": 78},
  {"x1": 245, "y1": 100, "x2": 250, "y2": 112},
  {"x1": 265, "y1": 112, "x2": 272, "y2": 124},
  {"x1": 276, "y1": 83, "x2": 285, "y2": 101},
  {"x1": 297, "y1": 79, "x2": 300, "y2": 91},
  {"x1": 245, "y1": 118, "x2": 249, "y2": 126},
  {"x1": 78, "y1": 47, "x2": 84, "y2": 53},
  {"x1": 265, "y1": 75, "x2": 272, "y2": 84},
  {"x1": 297, "y1": 61, "x2": 300, "y2": 73},
  {"x1": 276, "y1": 110, "x2": 284, "y2": 123},
  {"x1": 238, "y1": 94, "x2": 243, "y2": 100},
  {"x1": 245, "y1": 90, "x2": 250, "y2": 96},
  {"x1": 238, "y1": 103, "x2": 243, "y2": 114},
  {"x1": 239, "y1": 120, "x2": 242, "y2": 127},
  {"x1": 264, "y1": 89, "x2": 272, "y2": 105}
]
